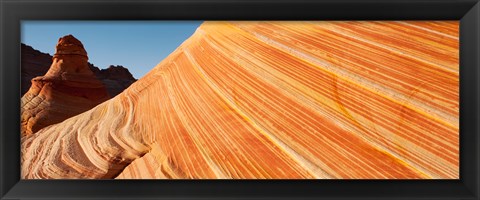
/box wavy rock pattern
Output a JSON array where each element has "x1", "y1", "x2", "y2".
[
  {"x1": 21, "y1": 21, "x2": 459, "y2": 179},
  {"x1": 21, "y1": 35, "x2": 110, "y2": 137}
]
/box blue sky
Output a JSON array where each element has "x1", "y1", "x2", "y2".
[{"x1": 22, "y1": 21, "x2": 203, "y2": 79}]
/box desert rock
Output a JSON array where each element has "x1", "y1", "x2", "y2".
[
  {"x1": 21, "y1": 35, "x2": 110, "y2": 136},
  {"x1": 21, "y1": 44, "x2": 137, "y2": 97},
  {"x1": 90, "y1": 65, "x2": 137, "y2": 97},
  {"x1": 21, "y1": 22, "x2": 459, "y2": 179},
  {"x1": 21, "y1": 44, "x2": 52, "y2": 95}
]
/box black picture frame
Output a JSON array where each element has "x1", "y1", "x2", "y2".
[{"x1": 1, "y1": 0, "x2": 479, "y2": 199}]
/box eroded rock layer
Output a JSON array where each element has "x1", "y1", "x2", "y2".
[
  {"x1": 21, "y1": 21, "x2": 459, "y2": 179},
  {"x1": 21, "y1": 35, "x2": 110, "y2": 136}
]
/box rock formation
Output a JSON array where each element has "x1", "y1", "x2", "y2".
[
  {"x1": 21, "y1": 21, "x2": 459, "y2": 179},
  {"x1": 21, "y1": 35, "x2": 111, "y2": 136},
  {"x1": 21, "y1": 44, "x2": 52, "y2": 95},
  {"x1": 90, "y1": 65, "x2": 137, "y2": 97},
  {"x1": 21, "y1": 43, "x2": 137, "y2": 97}
]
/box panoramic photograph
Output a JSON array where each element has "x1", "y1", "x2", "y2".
[{"x1": 20, "y1": 21, "x2": 459, "y2": 179}]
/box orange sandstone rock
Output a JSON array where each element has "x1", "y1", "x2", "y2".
[
  {"x1": 21, "y1": 22, "x2": 459, "y2": 179},
  {"x1": 21, "y1": 35, "x2": 110, "y2": 137}
]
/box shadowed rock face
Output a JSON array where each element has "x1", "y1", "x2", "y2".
[
  {"x1": 21, "y1": 22, "x2": 459, "y2": 179},
  {"x1": 90, "y1": 65, "x2": 137, "y2": 97},
  {"x1": 21, "y1": 44, "x2": 52, "y2": 95},
  {"x1": 21, "y1": 35, "x2": 111, "y2": 137},
  {"x1": 21, "y1": 44, "x2": 137, "y2": 97}
]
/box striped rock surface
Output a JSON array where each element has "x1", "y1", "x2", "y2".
[{"x1": 21, "y1": 21, "x2": 459, "y2": 179}]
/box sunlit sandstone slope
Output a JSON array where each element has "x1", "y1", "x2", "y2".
[{"x1": 21, "y1": 21, "x2": 459, "y2": 179}]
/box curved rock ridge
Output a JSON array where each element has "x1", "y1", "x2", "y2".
[
  {"x1": 21, "y1": 35, "x2": 110, "y2": 137},
  {"x1": 21, "y1": 43, "x2": 137, "y2": 97},
  {"x1": 21, "y1": 21, "x2": 459, "y2": 179}
]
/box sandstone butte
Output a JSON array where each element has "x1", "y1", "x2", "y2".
[
  {"x1": 21, "y1": 35, "x2": 111, "y2": 137},
  {"x1": 21, "y1": 21, "x2": 459, "y2": 179},
  {"x1": 21, "y1": 43, "x2": 137, "y2": 97}
]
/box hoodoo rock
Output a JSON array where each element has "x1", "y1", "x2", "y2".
[
  {"x1": 21, "y1": 44, "x2": 137, "y2": 97},
  {"x1": 21, "y1": 22, "x2": 459, "y2": 179},
  {"x1": 21, "y1": 35, "x2": 110, "y2": 137}
]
